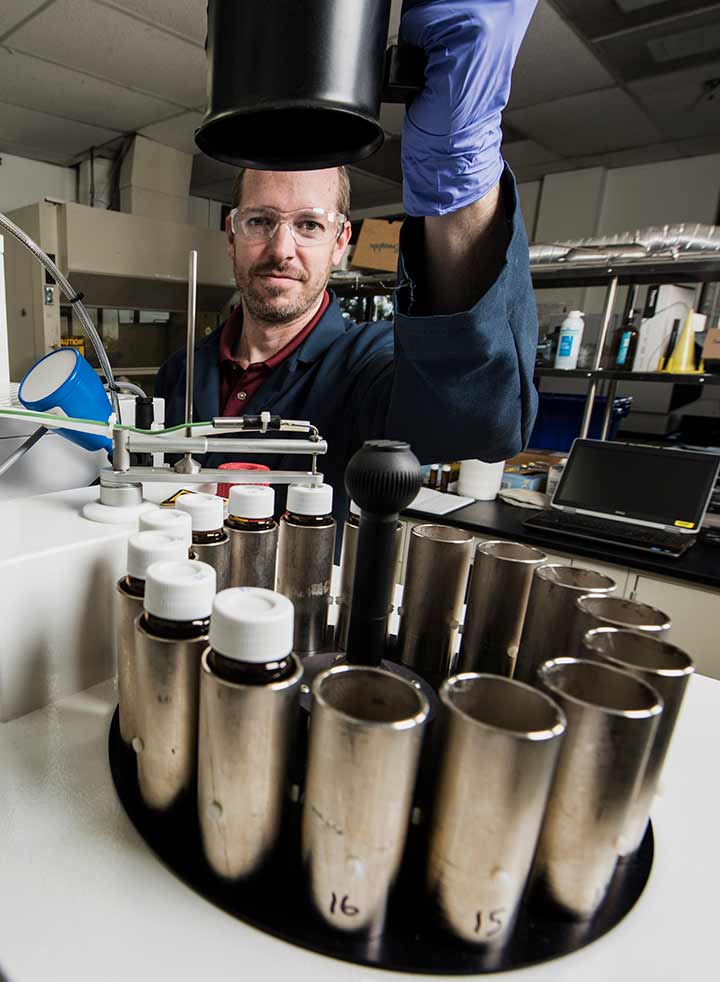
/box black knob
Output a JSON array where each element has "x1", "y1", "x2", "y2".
[
  {"x1": 344, "y1": 441, "x2": 422, "y2": 667},
  {"x1": 344, "y1": 440, "x2": 422, "y2": 516}
]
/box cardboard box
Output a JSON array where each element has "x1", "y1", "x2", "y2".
[
  {"x1": 351, "y1": 219, "x2": 401, "y2": 272},
  {"x1": 703, "y1": 328, "x2": 720, "y2": 372}
]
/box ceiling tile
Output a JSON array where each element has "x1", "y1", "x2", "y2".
[
  {"x1": 628, "y1": 62, "x2": 720, "y2": 140},
  {"x1": 505, "y1": 87, "x2": 663, "y2": 156},
  {"x1": 596, "y1": 6, "x2": 720, "y2": 81},
  {"x1": 349, "y1": 170, "x2": 401, "y2": 196},
  {"x1": 0, "y1": 47, "x2": 178, "y2": 131},
  {"x1": 502, "y1": 139, "x2": 561, "y2": 171},
  {"x1": 508, "y1": 0, "x2": 614, "y2": 110},
  {"x1": 552, "y1": 0, "x2": 716, "y2": 42},
  {"x1": 140, "y1": 111, "x2": 204, "y2": 155},
  {"x1": 0, "y1": 101, "x2": 120, "y2": 164},
  {"x1": 0, "y1": 137, "x2": 78, "y2": 167},
  {"x1": 96, "y1": 0, "x2": 206, "y2": 45},
  {"x1": 352, "y1": 137, "x2": 402, "y2": 184},
  {"x1": 7, "y1": 0, "x2": 205, "y2": 107},
  {"x1": 0, "y1": 1, "x2": 49, "y2": 38}
]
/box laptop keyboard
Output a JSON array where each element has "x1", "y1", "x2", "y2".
[{"x1": 525, "y1": 509, "x2": 694, "y2": 555}]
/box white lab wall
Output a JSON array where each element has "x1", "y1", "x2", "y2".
[
  {"x1": 598, "y1": 155, "x2": 720, "y2": 236},
  {"x1": 517, "y1": 180, "x2": 540, "y2": 241},
  {"x1": 0, "y1": 152, "x2": 77, "y2": 212}
]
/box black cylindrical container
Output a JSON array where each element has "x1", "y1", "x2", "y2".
[{"x1": 196, "y1": 0, "x2": 391, "y2": 169}]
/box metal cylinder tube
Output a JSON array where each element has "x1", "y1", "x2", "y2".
[
  {"x1": 302, "y1": 664, "x2": 429, "y2": 937},
  {"x1": 571, "y1": 595, "x2": 671, "y2": 656},
  {"x1": 428, "y1": 674, "x2": 566, "y2": 946},
  {"x1": 227, "y1": 524, "x2": 278, "y2": 590},
  {"x1": 133, "y1": 619, "x2": 208, "y2": 811},
  {"x1": 335, "y1": 518, "x2": 403, "y2": 651},
  {"x1": 198, "y1": 651, "x2": 303, "y2": 880},
  {"x1": 534, "y1": 657, "x2": 662, "y2": 919},
  {"x1": 513, "y1": 565, "x2": 616, "y2": 685},
  {"x1": 397, "y1": 525, "x2": 474, "y2": 688},
  {"x1": 583, "y1": 628, "x2": 693, "y2": 856},
  {"x1": 458, "y1": 541, "x2": 547, "y2": 678},
  {"x1": 192, "y1": 539, "x2": 230, "y2": 592},
  {"x1": 276, "y1": 518, "x2": 335, "y2": 654},
  {"x1": 115, "y1": 585, "x2": 144, "y2": 745}
]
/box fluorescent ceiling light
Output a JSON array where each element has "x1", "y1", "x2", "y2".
[{"x1": 648, "y1": 23, "x2": 720, "y2": 62}]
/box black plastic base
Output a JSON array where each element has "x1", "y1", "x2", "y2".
[{"x1": 109, "y1": 709, "x2": 654, "y2": 975}]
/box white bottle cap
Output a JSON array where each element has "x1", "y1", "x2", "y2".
[
  {"x1": 209, "y1": 588, "x2": 294, "y2": 664},
  {"x1": 569, "y1": 310, "x2": 584, "y2": 318},
  {"x1": 144, "y1": 560, "x2": 216, "y2": 621},
  {"x1": 287, "y1": 483, "x2": 333, "y2": 516},
  {"x1": 229, "y1": 485, "x2": 275, "y2": 520},
  {"x1": 139, "y1": 508, "x2": 192, "y2": 548},
  {"x1": 176, "y1": 492, "x2": 224, "y2": 532},
  {"x1": 126, "y1": 531, "x2": 188, "y2": 580},
  {"x1": 349, "y1": 499, "x2": 360, "y2": 516}
]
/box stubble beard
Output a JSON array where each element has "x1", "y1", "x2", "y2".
[{"x1": 235, "y1": 259, "x2": 331, "y2": 325}]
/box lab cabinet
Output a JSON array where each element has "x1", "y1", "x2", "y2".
[{"x1": 628, "y1": 573, "x2": 720, "y2": 680}]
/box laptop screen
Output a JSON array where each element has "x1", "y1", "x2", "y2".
[{"x1": 553, "y1": 440, "x2": 719, "y2": 530}]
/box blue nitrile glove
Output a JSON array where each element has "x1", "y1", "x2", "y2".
[{"x1": 400, "y1": 0, "x2": 537, "y2": 216}]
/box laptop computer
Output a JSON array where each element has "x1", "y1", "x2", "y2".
[{"x1": 524, "y1": 439, "x2": 720, "y2": 557}]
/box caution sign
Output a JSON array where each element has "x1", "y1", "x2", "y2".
[{"x1": 61, "y1": 336, "x2": 86, "y2": 358}]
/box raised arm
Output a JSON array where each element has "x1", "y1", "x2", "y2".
[{"x1": 400, "y1": 0, "x2": 537, "y2": 315}]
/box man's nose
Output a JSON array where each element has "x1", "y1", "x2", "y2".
[{"x1": 264, "y1": 221, "x2": 298, "y2": 262}]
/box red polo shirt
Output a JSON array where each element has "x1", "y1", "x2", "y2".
[{"x1": 219, "y1": 291, "x2": 330, "y2": 415}]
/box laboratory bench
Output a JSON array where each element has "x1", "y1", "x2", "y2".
[
  {"x1": 1, "y1": 674, "x2": 718, "y2": 982},
  {"x1": 402, "y1": 499, "x2": 720, "y2": 680}
]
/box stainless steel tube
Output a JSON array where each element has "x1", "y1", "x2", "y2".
[
  {"x1": 185, "y1": 250, "x2": 197, "y2": 439},
  {"x1": 534, "y1": 657, "x2": 662, "y2": 919},
  {"x1": 599, "y1": 379, "x2": 618, "y2": 441},
  {"x1": 579, "y1": 275, "x2": 618, "y2": 439},
  {"x1": 277, "y1": 520, "x2": 335, "y2": 654},
  {"x1": 428, "y1": 674, "x2": 566, "y2": 947},
  {"x1": 458, "y1": 541, "x2": 547, "y2": 678},
  {"x1": 397, "y1": 525, "x2": 474, "y2": 688},
  {"x1": 192, "y1": 540, "x2": 230, "y2": 592},
  {"x1": 571, "y1": 594, "x2": 671, "y2": 656},
  {"x1": 513, "y1": 565, "x2": 616, "y2": 685},
  {"x1": 583, "y1": 628, "x2": 693, "y2": 856},
  {"x1": 335, "y1": 518, "x2": 403, "y2": 651},
  {"x1": 302, "y1": 664, "x2": 429, "y2": 937},
  {"x1": 115, "y1": 586, "x2": 144, "y2": 745},
  {"x1": 198, "y1": 651, "x2": 303, "y2": 880},
  {"x1": 228, "y1": 525, "x2": 278, "y2": 589},
  {"x1": 134, "y1": 621, "x2": 208, "y2": 810}
]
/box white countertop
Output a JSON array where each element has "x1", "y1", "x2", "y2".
[{"x1": 1, "y1": 674, "x2": 718, "y2": 982}]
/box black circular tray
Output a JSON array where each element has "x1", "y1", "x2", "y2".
[{"x1": 109, "y1": 708, "x2": 653, "y2": 975}]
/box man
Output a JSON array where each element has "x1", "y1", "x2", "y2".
[{"x1": 157, "y1": 0, "x2": 539, "y2": 533}]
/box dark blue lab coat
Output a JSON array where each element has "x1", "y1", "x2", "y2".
[{"x1": 156, "y1": 168, "x2": 538, "y2": 538}]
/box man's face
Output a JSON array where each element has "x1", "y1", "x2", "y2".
[{"x1": 226, "y1": 169, "x2": 351, "y2": 324}]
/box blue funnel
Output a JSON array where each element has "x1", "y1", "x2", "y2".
[{"x1": 19, "y1": 348, "x2": 113, "y2": 452}]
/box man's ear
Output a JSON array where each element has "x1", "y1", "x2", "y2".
[
  {"x1": 332, "y1": 221, "x2": 352, "y2": 267},
  {"x1": 225, "y1": 212, "x2": 235, "y2": 260}
]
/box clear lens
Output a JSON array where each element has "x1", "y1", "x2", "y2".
[{"x1": 233, "y1": 207, "x2": 343, "y2": 245}]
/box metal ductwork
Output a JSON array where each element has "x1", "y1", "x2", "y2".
[{"x1": 529, "y1": 223, "x2": 720, "y2": 265}]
